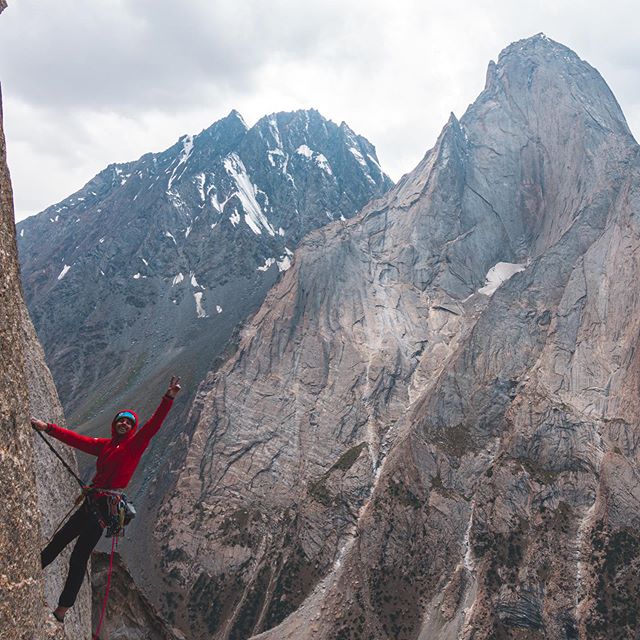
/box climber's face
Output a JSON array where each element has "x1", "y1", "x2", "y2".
[{"x1": 114, "y1": 415, "x2": 134, "y2": 435}]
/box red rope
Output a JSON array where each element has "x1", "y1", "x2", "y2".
[{"x1": 93, "y1": 536, "x2": 117, "y2": 640}]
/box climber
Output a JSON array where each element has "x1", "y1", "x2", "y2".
[{"x1": 31, "y1": 375, "x2": 182, "y2": 623}]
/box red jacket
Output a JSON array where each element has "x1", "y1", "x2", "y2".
[{"x1": 46, "y1": 395, "x2": 174, "y2": 490}]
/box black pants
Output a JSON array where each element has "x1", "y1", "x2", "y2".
[{"x1": 41, "y1": 499, "x2": 105, "y2": 608}]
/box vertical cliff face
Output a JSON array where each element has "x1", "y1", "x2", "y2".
[
  {"x1": 22, "y1": 305, "x2": 92, "y2": 640},
  {"x1": 147, "y1": 35, "x2": 640, "y2": 640},
  {"x1": 0, "y1": 39, "x2": 91, "y2": 640},
  {"x1": 0, "y1": 77, "x2": 45, "y2": 640}
]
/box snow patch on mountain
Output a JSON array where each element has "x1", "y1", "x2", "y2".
[
  {"x1": 277, "y1": 257, "x2": 292, "y2": 271},
  {"x1": 267, "y1": 148, "x2": 285, "y2": 168},
  {"x1": 223, "y1": 153, "x2": 276, "y2": 236},
  {"x1": 478, "y1": 262, "x2": 526, "y2": 296},
  {"x1": 366, "y1": 153, "x2": 381, "y2": 170},
  {"x1": 167, "y1": 134, "x2": 194, "y2": 191},
  {"x1": 57, "y1": 265, "x2": 71, "y2": 280},
  {"x1": 296, "y1": 145, "x2": 314, "y2": 159},
  {"x1": 268, "y1": 117, "x2": 282, "y2": 148},
  {"x1": 257, "y1": 257, "x2": 275, "y2": 272},
  {"x1": 194, "y1": 292, "x2": 208, "y2": 318},
  {"x1": 210, "y1": 192, "x2": 224, "y2": 213},
  {"x1": 194, "y1": 173, "x2": 206, "y2": 202},
  {"x1": 296, "y1": 145, "x2": 333, "y2": 175},
  {"x1": 276, "y1": 249, "x2": 294, "y2": 272},
  {"x1": 115, "y1": 167, "x2": 130, "y2": 185},
  {"x1": 315, "y1": 154, "x2": 332, "y2": 175}
]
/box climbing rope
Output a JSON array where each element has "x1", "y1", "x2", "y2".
[
  {"x1": 32, "y1": 425, "x2": 89, "y2": 543},
  {"x1": 44, "y1": 494, "x2": 85, "y2": 546},
  {"x1": 32, "y1": 424, "x2": 85, "y2": 488},
  {"x1": 93, "y1": 535, "x2": 118, "y2": 640}
]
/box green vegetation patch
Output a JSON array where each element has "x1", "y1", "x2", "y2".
[
  {"x1": 473, "y1": 516, "x2": 530, "y2": 590},
  {"x1": 388, "y1": 478, "x2": 422, "y2": 509},
  {"x1": 519, "y1": 458, "x2": 560, "y2": 485},
  {"x1": 331, "y1": 442, "x2": 367, "y2": 472},
  {"x1": 218, "y1": 508, "x2": 261, "y2": 547},
  {"x1": 186, "y1": 571, "x2": 243, "y2": 636},
  {"x1": 229, "y1": 564, "x2": 271, "y2": 640},
  {"x1": 264, "y1": 544, "x2": 323, "y2": 630},
  {"x1": 431, "y1": 422, "x2": 474, "y2": 457},
  {"x1": 308, "y1": 442, "x2": 368, "y2": 505},
  {"x1": 587, "y1": 523, "x2": 640, "y2": 637}
]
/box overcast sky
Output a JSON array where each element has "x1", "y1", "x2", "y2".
[{"x1": 1, "y1": 0, "x2": 639, "y2": 222}]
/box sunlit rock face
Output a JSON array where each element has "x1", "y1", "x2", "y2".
[
  {"x1": 17, "y1": 109, "x2": 392, "y2": 445},
  {"x1": 141, "y1": 35, "x2": 640, "y2": 640}
]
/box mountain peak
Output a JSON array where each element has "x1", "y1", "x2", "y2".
[
  {"x1": 493, "y1": 33, "x2": 591, "y2": 77},
  {"x1": 197, "y1": 109, "x2": 248, "y2": 150},
  {"x1": 207, "y1": 108, "x2": 247, "y2": 133},
  {"x1": 475, "y1": 35, "x2": 633, "y2": 139},
  {"x1": 226, "y1": 109, "x2": 247, "y2": 128},
  {"x1": 498, "y1": 33, "x2": 574, "y2": 60}
]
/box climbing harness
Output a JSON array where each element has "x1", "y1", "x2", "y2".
[
  {"x1": 33, "y1": 424, "x2": 136, "y2": 639},
  {"x1": 86, "y1": 488, "x2": 136, "y2": 538}
]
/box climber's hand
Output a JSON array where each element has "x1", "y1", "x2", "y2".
[
  {"x1": 31, "y1": 417, "x2": 48, "y2": 431},
  {"x1": 165, "y1": 376, "x2": 182, "y2": 399}
]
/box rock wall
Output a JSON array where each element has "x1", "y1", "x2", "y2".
[
  {"x1": 0, "y1": 55, "x2": 91, "y2": 640},
  {"x1": 0, "y1": 77, "x2": 44, "y2": 640},
  {"x1": 23, "y1": 304, "x2": 92, "y2": 639}
]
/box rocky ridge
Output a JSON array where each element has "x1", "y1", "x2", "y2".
[{"x1": 148, "y1": 35, "x2": 640, "y2": 640}]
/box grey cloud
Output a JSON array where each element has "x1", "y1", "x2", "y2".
[
  {"x1": 0, "y1": 0, "x2": 363, "y2": 112},
  {"x1": 2, "y1": 0, "x2": 640, "y2": 221}
]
